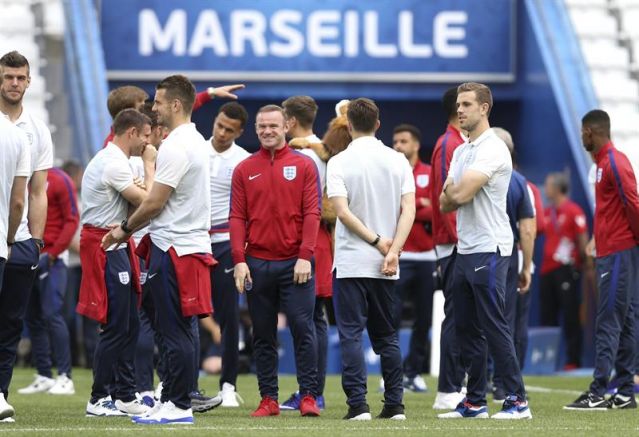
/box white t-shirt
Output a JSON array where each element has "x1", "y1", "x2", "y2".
[
  {"x1": 6, "y1": 109, "x2": 54, "y2": 242},
  {"x1": 129, "y1": 156, "x2": 150, "y2": 245},
  {"x1": 299, "y1": 134, "x2": 327, "y2": 191},
  {"x1": 150, "y1": 123, "x2": 212, "y2": 256},
  {"x1": 81, "y1": 143, "x2": 134, "y2": 228},
  {"x1": 449, "y1": 128, "x2": 513, "y2": 256},
  {"x1": 327, "y1": 136, "x2": 415, "y2": 280},
  {"x1": 208, "y1": 139, "x2": 249, "y2": 243},
  {"x1": 0, "y1": 117, "x2": 31, "y2": 259}
]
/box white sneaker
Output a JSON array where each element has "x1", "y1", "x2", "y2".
[
  {"x1": 219, "y1": 383, "x2": 242, "y2": 408},
  {"x1": 17, "y1": 375, "x2": 55, "y2": 394},
  {"x1": 433, "y1": 391, "x2": 466, "y2": 410},
  {"x1": 86, "y1": 397, "x2": 128, "y2": 417},
  {"x1": 132, "y1": 401, "x2": 162, "y2": 421},
  {"x1": 0, "y1": 417, "x2": 15, "y2": 423},
  {"x1": 0, "y1": 394, "x2": 15, "y2": 421},
  {"x1": 154, "y1": 381, "x2": 163, "y2": 400},
  {"x1": 133, "y1": 401, "x2": 193, "y2": 425},
  {"x1": 115, "y1": 398, "x2": 151, "y2": 416},
  {"x1": 491, "y1": 400, "x2": 533, "y2": 420},
  {"x1": 48, "y1": 374, "x2": 75, "y2": 395}
]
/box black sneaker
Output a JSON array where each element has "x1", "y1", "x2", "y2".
[
  {"x1": 610, "y1": 393, "x2": 637, "y2": 409},
  {"x1": 492, "y1": 386, "x2": 506, "y2": 404},
  {"x1": 343, "y1": 403, "x2": 371, "y2": 421},
  {"x1": 563, "y1": 391, "x2": 609, "y2": 411},
  {"x1": 190, "y1": 390, "x2": 222, "y2": 413},
  {"x1": 377, "y1": 403, "x2": 406, "y2": 420}
]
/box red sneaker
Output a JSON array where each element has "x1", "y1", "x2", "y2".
[
  {"x1": 299, "y1": 395, "x2": 320, "y2": 417},
  {"x1": 251, "y1": 396, "x2": 280, "y2": 417}
]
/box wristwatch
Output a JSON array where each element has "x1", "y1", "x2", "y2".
[
  {"x1": 121, "y1": 219, "x2": 133, "y2": 234},
  {"x1": 33, "y1": 238, "x2": 45, "y2": 250},
  {"x1": 369, "y1": 234, "x2": 381, "y2": 246}
]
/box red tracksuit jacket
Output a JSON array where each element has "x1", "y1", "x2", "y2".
[
  {"x1": 43, "y1": 168, "x2": 79, "y2": 258},
  {"x1": 430, "y1": 124, "x2": 465, "y2": 246},
  {"x1": 404, "y1": 160, "x2": 434, "y2": 252},
  {"x1": 593, "y1": 141, "x2": 639, "y2": 257},
  {"x1": 229, "y1": 145, "x2": 321, "y2": 264}
]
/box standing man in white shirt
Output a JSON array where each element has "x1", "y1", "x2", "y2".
[
  {"x1": 103, "y1": 75, "x2": 214, "y2": 426},
  {"x1": 0, "y1": 116, "x2": 30, "y2": 422},
  {"x1": 438, "y1": 82, "x2": 530, "y2": 420},
  {"x1": 207, "y1": 102, "x2": 249, "y2": 406},
  {"x1": 78, "y1": 109, "x2": 154, "y2": 418},
  {"x1": 281, "y1": 95, "x2": 332, "y2": 411},
  {"x1": 0, "y1": 50, "x2": 54, "y2": 403},
  {"x1": 327, "y1": 98, "x2": 416, "y2": 421}
]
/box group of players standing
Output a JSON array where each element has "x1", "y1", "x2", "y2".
[{"x1": 1, "y1": 48, "x2": 638, "y2": 426}]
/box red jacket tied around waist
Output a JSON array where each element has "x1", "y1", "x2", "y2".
[{"x1": 77, "y1": 225, "x2": 141, "y2": 324}]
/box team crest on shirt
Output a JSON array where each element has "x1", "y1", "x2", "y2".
[
  {"x1": 596, "y1": 167, "x2": 602, "y2": 183},
  {"x1": 416, "y1": 174, "x2": 429, "y2": 188},
  {"x1": 283, "y1": 166, "x2": 297, "y2": 181},
  {"x1": 118, "y1": 272, "x2": 130, "y2": 285}
]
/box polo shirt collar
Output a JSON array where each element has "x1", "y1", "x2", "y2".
[
  {"x1": 209, "y1": 139, "x2": 237, "y2": 159},
  {"x1": 468, "y1": 128, "x2": 494, "y2": 148}
]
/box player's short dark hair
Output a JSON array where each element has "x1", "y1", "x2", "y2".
[
  {"x1": 139, "y1": 101, "x2": 159, "y2": 128},
  {"x1": 347, "y1": 98, "x2": 379, "y2": 133},
  {"x1": 548, "y1": 172, "x2": 570, "y2": 195},
  {"x1": 393, "y1": 124, "x2": 421, "y2": 143},
  {"x1": 457, "y1": 82, "x2": 493, "y2": 116},
  {"x1": 256, "y1": 104, "x2": 286, "y2": 123},
  {"x1": 442, "y1": 87, "x2": 458, "y2": 120},
  {"x1": 0, "y1": 50, "x2": 30, "y2": 75},
  {"x1": 61, "y1": 159, "x2": 82, "y2": 178},
  {"x1": 219, "y1": 102, "x2": 248, "y2": 129},
  {"x1": 282, "y1": 96, "x2": 318, "y2": 129},
  {"x1": 156, "y1": 75, "x2": 196, "y2": 115},
  {"x1": 107, "y1": 86, "x2": 149, "y2": 119},
  {"x1": 112, "y1": 108, "x2": 151, "y2": 136},
  {"x1": 582, "y1": 109, "x2": 610, "y2": 136}
]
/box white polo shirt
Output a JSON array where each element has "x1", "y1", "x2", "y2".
[
  {"x1": 0, "y1": 117, "x2": 31, "y2": 259},
  {"x1": 150, "y1": 123, "x2": 211, "y2": 256},
  {"x1": 327, "y1": 136, "x2": 415, "y2": 280},
  {"x1": 129, "y1": 156, "x2": 149, "y2": 245},
  {"x1": 299, "y1": 134, "x2": 326, "y2": 191},
  {"x1": 81, "y1": 143, "x2": 134, "y2": 228},
  {"x1": 208, "y1": 139, "x2": 250, "y2": 244},
  {"x1": 5, "y1": 109, "x2": 54, "y2": 242},
  {"x1": 449, "y1": 128, "x2": 513, "y2": 256}
]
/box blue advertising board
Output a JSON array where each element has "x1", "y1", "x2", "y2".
[{"x1": 101, "y1": 0, "x2": 516, "y2": 83}]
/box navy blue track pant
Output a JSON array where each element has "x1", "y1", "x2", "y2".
[
  {"x1": 245, "y1": 255, "x2": 318, "y2": 400},
  {"x1": 394, "y1": 259, "x2": 434, "y2": 377},
  {"x1": 26, "y1": 257, "x2": 72, "y2": 379},
  {"x1": 437, "y1": 251, "x2": 465, "y2": 393},
  {"x1": 0, "y1": 240, "x2": 39, "y2": 399},
  {"x1": 135, "y1": 260, "x2": 156, "y2": 392},
  {"x1": 334, "y1": 277, "x2": 403, "y2": 407},
  {"x1": 147, "y1": 243, "x2": 197, "y2": 409},
  {"x1": 314, "y1": 296, "x2": 329, "y2": 396},
  {"x1": 453, "y1": 251, "x2": 526, "y2": 405},
  {"x1": 211, "y1": 241, "x2": 240, "y2": 389},
  {"x1": 590, "y1": 247, "x2": 639, "y2": 397},
  {"x1": 91, "y1": 248, "x2": 139, "y2": 403}
]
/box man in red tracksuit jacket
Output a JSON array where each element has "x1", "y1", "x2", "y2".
[
  {"x1": 429, "y1": 87, "x2": 468, "y2": 410},
  {"x1": 230, "y1": 104, "x2": 321, "y2": 418},
  {"x1": 565, "y1": 109, "x2": 639, "y2": 410},
  {"x1": 24, "y1": 168, "x2": 79, "y2": 394}
]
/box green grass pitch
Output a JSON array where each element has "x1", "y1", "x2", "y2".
[{"x1": 2, "y1": 369, "x2": 638, "y2": 436}]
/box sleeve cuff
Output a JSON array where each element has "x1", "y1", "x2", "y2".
[
  {"x1": 298, "y1": 248, "x2": 313, "y2": 261},
  {"x1": 231, "y1": 250, "x2": 246, "y2": 265}
]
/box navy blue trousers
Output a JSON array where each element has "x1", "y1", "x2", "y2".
[
  {"x1": 0, "y1": 240, "x2": 39, "y2": 399},
  {"x1": 314, "y1": 296, "x2": 329, "y2": 396},
  {"x1": 211, "y1": 241, "x2": 240, "y2": 389},
  {"x1": 135, "y1": 260, "x2": 156, "y2": 392},
  {"x1": 26, "y1": 257, "x2": 72, "y2": 378},
  {"x1": 245, "y1": 256, "x2": 318, "y2": 400},
  {"x1": 437, "y1": 251, "x2": 465, "y2": 393},
  {"x1": 147, "y1": 243, "x2": 197, "y2": 409},
  {"x1": 0, "y1": 258, "x2": 4, "y2": 288},
  {"x1": 334, "y1": 277, "x2": 403, "y2": 407},
  {"x1": 394, "y1": 259, "x2": 434, "y2": 377},
  {"x1": 91, "y1": 248, "x2": 139, "y2": 403},
  {"x1": 590, "y1": 247, "x2": 639, "y2": 397},
  {"x1": 453, "y1": 251, "x2": 525, "y2": 405}
]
